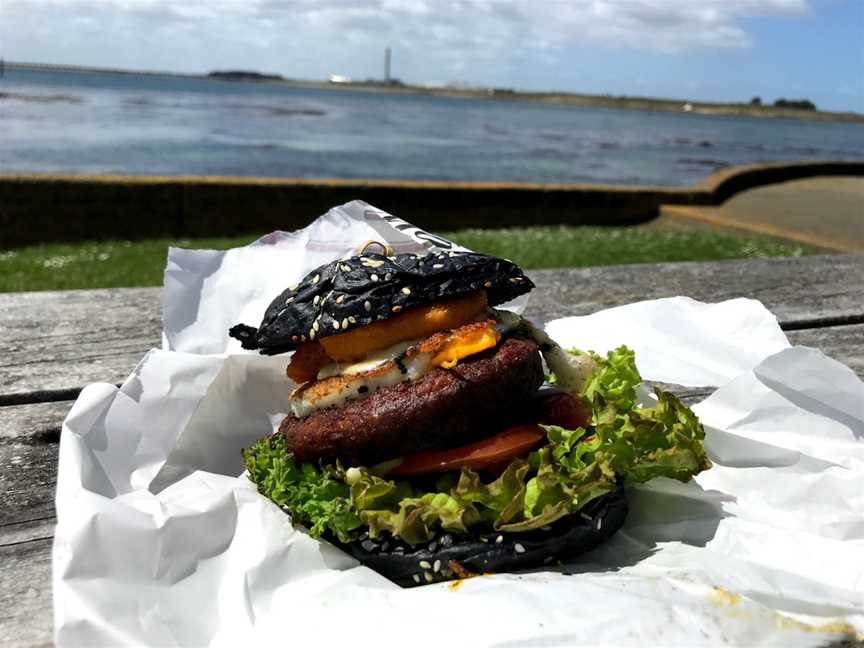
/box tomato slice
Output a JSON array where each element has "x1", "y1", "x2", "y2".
[
  {"x1": 532, "y1": 388, "x2": 591, "y2": 430},
  {"x1": 387, "y1": 424, "x2": 546, "y2": 477},
  {"x1": 286, "y1": 342, "x2": 333, "y2": 384}
]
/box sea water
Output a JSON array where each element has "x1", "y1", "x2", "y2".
[{"x1": 2, "y1": 68, "x2": 862, "y2": 186}]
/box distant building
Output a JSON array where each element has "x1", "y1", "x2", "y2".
[
  {"x1": 329, "y1": 74, "x2": 352, "y2": 84},
  {"x1": 385, "y1": 47, "x2": 391, "y2": 83}
]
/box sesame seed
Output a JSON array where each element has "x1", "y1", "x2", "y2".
[
  {"x1": 336, "y1": 294, "x2": 345, "y2": 304},
  {"x1": 596, "y1": 518, "x2": 603, "y2": 531},
  {"x1": 309, "y1": 329, "x2": 316, "y2": 340},
  {"x1": 433, "y1": 263, "x2": 444, "y2": 269},
  {"x1": 285, "y1": 297, "x2": 294, "y2": 304},
  {"x1": 514, "y1": 543, "x2": 526, "y2": 554},
  {"x1": 385, "y1": 273, "x2": 392, "y2": 281},
  {"x1": 541, "y1": 526, "x2": 551, "y2": 531},
  {"x1": 433, "y1": 560, "x2": 441, "y2": 573},
  {"x1": 413, "y1": 574, "x2": 421, "y2": 583},
  {"x1": 313, "y1": 295, "x2": 320, "y2": 305},
  {"x1": 340, "y1": 264, "x2": 351, "y2": 272},
  {"x1": 364, "y1": 300, "x2": 372, "y2": 311},
  {"x1": 342, "y1": 318, "x2": 349, "y2": 329},
  {"x1": 333, "y1": 320, "x2": 340, "y2": 330},
  {"x1": 544, "y1": 556, "x2": 555, "y2": 564},
  {"x1": 424, "y1": 572, "x2": 434, "y2": 583},
  {"x1": 300, "y1": 335, "x2": 306, "y2": 342},
  {"x1": 392, "y1": 305, "x2": 403, "y2": 313},
  {"x1": 313, "y1": 320, "x2": 319, "y2": 331},
  {"x1": 580, "y1": 512, "x2": 592, "y2": 521},
  {"x1": 401, "y1": 287, "x2": 411, "y2": 295},
  {"x1": 291, "y1": 335, "x2": 299, "y2": 342},
  {"x1": 348, "y1": 316, "x2": 357, "y2": 324},
  {"x1": 419, "y1": 560, "x2": 431, "y2": 569},
  {"x1": 428, "y1": 541, "x2": 438, "y2": 552},
  {"x1": 312, "y1": 274, "x2": 320, "y2": 284},
  {"x1": 370, "y1": 274, "x2": 379, "y2": 282},
  {"x1": 495, "y1": 535, "x2": 503, "y2": 544},
  {"x1": 484, "y1": 281, "x2": 493, "y2": 288}
]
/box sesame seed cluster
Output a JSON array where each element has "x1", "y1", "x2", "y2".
[{"x1": 231, "y1": 250, "x2": 534, "y2": 354}]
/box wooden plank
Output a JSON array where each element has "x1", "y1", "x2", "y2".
[
  {"x1": 0, "y1": 255, "x2": 862, "y2": 399},
  {"x1": 525, "y1": 253, "x2": 864, "y2": 327},
  {"x1": 0, "y1": 401, "x2": 64, "y2": 647},
  {"x1": 787, "y1": 324, "x2": 864, "y2": 378},
  {"x1": 0, "y1": 287, "x2": 160, "y2": 400},
  {"x1": 0, "y1": 537, "x2": 53, "y2": 648},
  {"x1": 0, "y1": 401, "x2": 69, "y2": 527}
]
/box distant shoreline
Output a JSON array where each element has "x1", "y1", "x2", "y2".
[{"x1": 6, "y1": 60, "x2": 864, "y2": 125}]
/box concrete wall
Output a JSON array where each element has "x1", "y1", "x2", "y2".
[{"x1": 1, "y1": 160, "x2": 861, "y2": 247}]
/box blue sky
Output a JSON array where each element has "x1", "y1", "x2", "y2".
[{"x1": 2, "y1": 0, "x2": 862, "y2": 112}]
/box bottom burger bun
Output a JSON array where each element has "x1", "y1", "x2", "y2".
[{"x1": 333, "y1": 485, "x2": 627, "y2": 587}]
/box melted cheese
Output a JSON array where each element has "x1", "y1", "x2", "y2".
[{"x1": 431, "y1": 325, "x2": 500, "y2": 369}]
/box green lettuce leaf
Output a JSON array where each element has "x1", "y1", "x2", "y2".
[
  {"x1": 242, "y1": 435, "x2": 363, "y2": 542},
  {"x1": 243, "y1": 345, "x2": 710, "y2": 545}
]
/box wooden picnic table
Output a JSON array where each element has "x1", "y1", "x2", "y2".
[{"x1": 2, "y1": 253, "x2": 863, "y2": 646}]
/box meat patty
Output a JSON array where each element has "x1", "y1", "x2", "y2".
[{"x1": 280, "y1": 336, "x2": 543, "y2": 466}]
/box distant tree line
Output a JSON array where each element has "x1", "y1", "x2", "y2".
[
  {"x1": 749, "y1": 96, "x2": 817, "y2": 110},
  {"x1": 208, "y1": 70, "x2": 284, "y2": 82}
]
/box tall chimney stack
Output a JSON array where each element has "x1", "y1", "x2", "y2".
[{"x1": 384, "y1": 46, "x2": 391, "y2": 83}]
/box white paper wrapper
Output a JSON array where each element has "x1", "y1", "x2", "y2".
[{"x1": 53, "y1": 203, "x2": 864, "y2": 646}]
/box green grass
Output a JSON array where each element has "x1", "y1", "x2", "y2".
[
  {"x1": 441, "y1": 226, "x2": 813, "y2": 269},
  {"x1": 0, "y1": 227, "x2": 814, "y2": 293}
]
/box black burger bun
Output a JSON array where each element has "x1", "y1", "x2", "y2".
[
  {"x1": 333, "y1": 484, "x2": 628, "y2": 587},
  {"x1": 229, "y1": 250, "x2": 533, "y2": 355}
]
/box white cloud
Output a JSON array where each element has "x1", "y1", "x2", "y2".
[{"x1": 1, "y1": 0, "x2": 811, "y2": 78}]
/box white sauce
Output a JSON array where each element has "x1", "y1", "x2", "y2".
[
  {"x1": 492, "y1": 309, "x2": 596, "y2": 392},
  {"x1": 315, "y1": 339, "x2": 418, "y2": 380}
]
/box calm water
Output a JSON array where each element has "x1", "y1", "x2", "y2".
[{"x1": 2, "y1": 68, "x2": 863, "y2": 185}]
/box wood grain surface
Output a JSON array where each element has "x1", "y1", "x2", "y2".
[
  {"x1": 1, "y1": 254, "x2": 862, "y2": 399},
  {"x1": 1, "y1": 253, "x2": 863, "y2": 647}
]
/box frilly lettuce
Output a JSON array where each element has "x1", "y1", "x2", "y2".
[{"x1": 244, "y1": 345, "x2": 710, "y2": 545}]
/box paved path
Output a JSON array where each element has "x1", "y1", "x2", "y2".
[{"x1": 661, "y1": 176, "x2": 864, "y2": 252}]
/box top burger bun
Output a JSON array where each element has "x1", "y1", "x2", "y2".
[{"x1": 229, "y1": 250, "x2": 534, "y2": 356}]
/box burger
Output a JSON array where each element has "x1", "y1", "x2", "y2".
[{"x1": 231, "y1": 249, "x2": 710, "y2": 587}]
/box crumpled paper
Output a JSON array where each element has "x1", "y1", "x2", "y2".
[{"x1": 53, "y1": 202, "x2": 864, "y2": 646}]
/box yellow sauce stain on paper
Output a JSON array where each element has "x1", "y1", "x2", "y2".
[
  {"x1": 710, "y1": 587, "x2": 741, "y2": 607},
  {"x1": 774, "y1": 614, "x2": 862, "y2": 640},
  {"x1": 709, "y1": 585, "x2": 861, "y2": 641}
]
